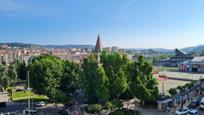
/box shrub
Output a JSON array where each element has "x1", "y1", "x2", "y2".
[
  {"x1": 104, "y1": 101, "x2": 113, "y2": 110},
  {"x1": 184, "y1": 83, "x2": 192, "y2": 89},
  {"x1": 169, "y1": 88, "x2": 177, "y2": 96},
  {"x1": 85, "y1": 104, "x2": 102, "y2": 113},
  {"x1": 111, "y1": 98, "x2": 123, "y2": 109},
  {"x1": 177, "y1": 86, "x2": 185, "y2": 92},
  {"x1": 109, "y1": 108, "x2": 140, "y2": 115}
]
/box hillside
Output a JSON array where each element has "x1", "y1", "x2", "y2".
[
  {"x1": 0, "y1": 42, "x2": 94, "y2": 49},
  {"x1": 181, "y1": 45, "x2": 204, "y2": 53},
  {"x1": 1, "y1": 42, "x2": 204, "y2": 53}
]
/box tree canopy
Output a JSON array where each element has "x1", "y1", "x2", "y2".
[
  {"x1": 100, "y1": 51, "x2": 129, "y2": 98},
  {"x1": 29, "y1": 55, "x2": 63, "y2": 99},
  {"x1": 128, "y1": 55, "x2": 159, "y2": 105},
  {"x1": 60, "y1": 60, "x2": 80, "y2": 95},
  {"x1": 81, "y1": 54, "x2": 109, "y2": 103},
  {"x1": 6, "y1": 51, "x2": 159, "y2": 106},
  {"x1": 81, "y1": 52, "x2": 159, "y2": 105}
]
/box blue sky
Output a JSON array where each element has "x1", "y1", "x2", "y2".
[{"x1": 0, "y1": 0, "x2": 204, "y2": 49}]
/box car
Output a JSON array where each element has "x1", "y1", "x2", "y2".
[
  {"x1": 187, "y1": 109, "x2": 198, "y2": 115},
  {"x1": 175, "y1": 107, "x2": 190, "y2": 115},
  {"x1": 24, "y1": 108, "x2": 37, "y2": 114},
  {"x1": 200, "y1": 97, "x2": 204, "y2": 110},
  {"x1": 15, "y1": 89, "x2": 24, "y2": 92},
  {"x1": 189, "y1": 99, "x2": 200, "y2": 108},
  {"x1": 35, "y1": 101, "x2": 45, "y2": 107},
  {"x1": 64, "y1": 102, "x2": 73, "y2": 108}
]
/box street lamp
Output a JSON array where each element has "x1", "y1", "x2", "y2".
[{"x1": 27, "y1": 70, "x2": 32, "y2": 115}]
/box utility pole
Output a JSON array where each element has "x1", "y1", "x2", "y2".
[
  {"x1": 162, "y1": 82, "x2": 165, "y2": 95},
  {"x1": 27, "y1": 70, "x2": 31, "y2": 115}
]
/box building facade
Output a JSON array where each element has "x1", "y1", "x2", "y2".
[
  {"x1": 157, "y1": 49, "x2": 193, "y2": 67},
  {"x1": 189, "y1": 56, "x2": 204, "y2": 73}
]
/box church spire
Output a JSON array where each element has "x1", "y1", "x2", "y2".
[
  {"x1": 95, "y1": 34, "x2": 103, "y2": 64},
  {"x1": 95, "y1": 34, "x2": 102, "y2": 52}
]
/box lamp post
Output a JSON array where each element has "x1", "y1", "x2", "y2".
[
  {"x1": 162, "y1": 82, "x2": 165, "y2": 95},
  {"x1": 27, "y1": 70, "x2": 31, "y2": 115}
]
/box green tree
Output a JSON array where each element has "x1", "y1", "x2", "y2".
[
  {"x1": 1, "y1": 75, "x2": 10, "y2": 91},
  {"x1": 81, "y1": 54, "x2": 109, "y2": 103},
  {"x1": 0, "y1": 65, "x2": 7, "y2": 78},
  {"x1": 7, "y1": 63, "x2": 18, "y2": 83},
  {"x1": 128, "y1": 55, "x2": 159, "y2": 105},
  {"x1": 0, "y1": 65, "x2": 10, "y2": 90},
  {"x1": 100, "y1": 51, "x2": 128, "y2": 98},
  {"x1": 7, "y1": 87, "x2": 13, "y2": 100},
  {"x1": 95, "y1": 66, "x2": 109, "y2": 101},
  {"x1": 29, "y1": 55, "x2": 63, "y2": 99},
  {"x1": 60, "y1": 60, "x2": 80, "y2": 95},
  {"x1": 17, "y1": 60, "x2": 27, "y2": 80},
  {"x1": 169, "y1": 88, "x2": 177, "y2": 96}
]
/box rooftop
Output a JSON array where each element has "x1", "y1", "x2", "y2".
[{"x1": 191, "y1": 56, "x2": 204, "y2": 62}]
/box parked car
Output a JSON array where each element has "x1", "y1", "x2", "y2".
[
  {"x1": 189, "y1": 99, "x2": 200, "y2": 108},
  {"x1": 24, "y1": 108, "x2": 37, "y2": 114},
  {"x1": 64, "y1": 102, "x2": 73, "y2": 108},
  {"x1": 35, "y1": 101, "x2": 45, "y2": 107},
  {"x1": 15, "y1": 89, "x2": 24, "y2": 92},
  {"x1": 187, "y1": 109, "x2": 198, "y2": 115},
  {"x1": 175, "y1": 107, "x2": 190, "y2": 115},
  {"x1": 200, "y1": 97, "x2": 204, "y2": 110}
]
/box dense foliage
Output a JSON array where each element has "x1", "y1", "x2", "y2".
[
  {"x1": 0, "y1": 52, "x2": 159, "y2": 108},
  {"x1": 84, "y1": 104, "x2": 102, "y2": 113},
  {"x1": 81, "y1": 54, "x2": 109, "y2": 103},
  {"x1": 0, "y1": 61, "x2": 19, "y2": 90},
  {"x1": 16, "y1": 60, "x2": 27, "y2": 80},
  {"x1": 60, "y1": 60, "x2": 80, "y2": 94},
  {"x1": 29, "y1": 55, "x2": 63, "y2": 99},
  {"x1": 81, "y1": 52, "x2": 159, "y2": 106},
  {"x1": 100, "y1": 51, "x2": 129, "y2": 99},
  {"x1": 168, "y1": 88, "x2": 177, "y2": 96},
  {"x1": 128, "y1": 55, "x2": 159, "y2": 105}
]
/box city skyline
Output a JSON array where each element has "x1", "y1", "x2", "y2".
[{"x1": 1, "y1": 0, "x2": 204, "y2": 49}]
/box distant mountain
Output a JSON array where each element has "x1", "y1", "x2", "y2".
[
  {"x1": 124, "y1": 48, "x2": 173, "y2": 53},
  {"x1": 44, "y1": 44, "x2": 94, "y2": 49},
  {"x1": 181, "y1": 45, "x2": 204, "y2": 53},
  {"x1": 1, "y1": 42, "x2": 204, "y2": 53},
  {"x1": 150, "y1": 48, "x2": 173, "y2": 53},
  {"x1": 0, "y1": 42, "x2": 94, "y2": 49},
  {"x1": 124, "y1": 45, "x2": 204, "y2": 54},
  {"x1": 0, "y1": 42, "x2": 41, "y2": 48}
]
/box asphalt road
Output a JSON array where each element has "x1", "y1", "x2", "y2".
[
  {"x1": 0, "y1": 102, "x2": 27, "y2": 113},
  {"x1": 0, "y1": 102, "x2": 60, "y2": 115}
]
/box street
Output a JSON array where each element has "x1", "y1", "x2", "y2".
[
  {"x1": 0, "y1": 102, "x2": 61, "y2": 115},
  {"x1": 133, "y1": 106, "x2": 204, "y2": 115}
]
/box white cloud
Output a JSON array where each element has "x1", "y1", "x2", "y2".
[{"x1": 0, "y1": 0, "x2": 19, "y2": 12}]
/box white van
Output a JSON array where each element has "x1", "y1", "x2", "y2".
[{"x1": 200, "y1": 97, "x2": 204, "y2": 110}]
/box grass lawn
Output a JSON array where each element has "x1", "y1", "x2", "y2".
[{"x1": 12, "y1": 91, "x2": 48, "y2": 103}]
